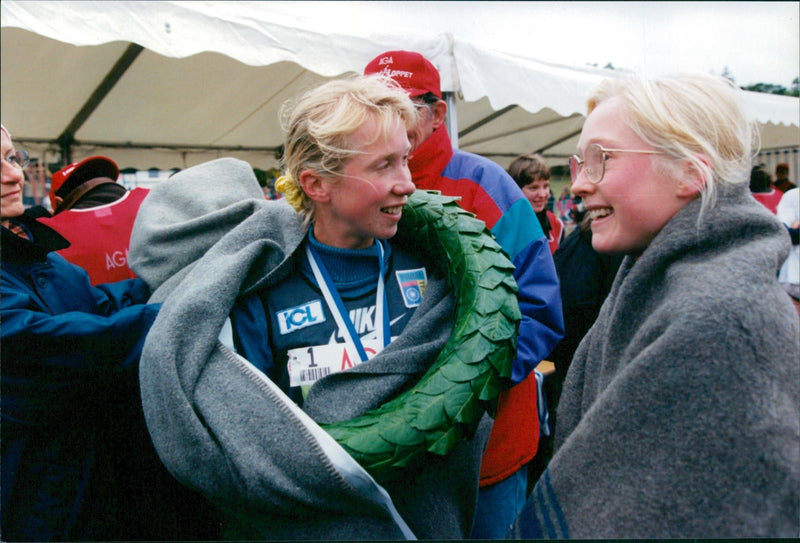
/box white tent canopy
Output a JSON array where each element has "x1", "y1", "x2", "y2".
[{"x1": 2, "y1": 0, "x2": 798, "y2": 175}]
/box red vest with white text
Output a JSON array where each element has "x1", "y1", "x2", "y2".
[{"x1": 40, "y1": 188, "x2": 149, "y2": 285}]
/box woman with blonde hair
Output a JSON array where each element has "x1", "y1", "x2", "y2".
[
  {"x1": 129, "y1": 75, "x2": 516, "y2": 539},
  {"x1": 512, "y1": 73, "x2": 799, "y2": 538}
]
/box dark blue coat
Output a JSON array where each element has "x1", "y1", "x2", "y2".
[{"x1": 0, "y1": 213, "x2": 164, "y2": 541}]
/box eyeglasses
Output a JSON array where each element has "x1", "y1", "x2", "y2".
[
  {"x1": 412, "y1": 101, "x2": 433, "y2": 116},
  {"x1": 412, "y1": 94, "x2": 439, "y2": 113},
  {"x1": 3, "y1": 149, "x2": 30, "y2": 170},
  {"x1": 569, "y1": 143, "x2": 663, "y2": 184}
]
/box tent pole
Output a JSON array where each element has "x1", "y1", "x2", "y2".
[
  {"x1": 55, "y1": 43, "x2": 144, "y2": 166},
  {"x1": 57, "y1": 133, "x2": 74, "y2": 165},
  {"x1": 443, "y1": 92, "x2": 459, "y2": 150},
  {"x1": 459, "y1": 105, "x2": 517, "y2": 139}
]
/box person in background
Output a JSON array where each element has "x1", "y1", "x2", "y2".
[
  {"x1": 128, "y1": 75, "x2": 500, "y2": 540},
  {"x1": 556, "y1": 185, "x2": 575, "y2": 227},
  {"x1": 508, "y1": 153, "x2": 565, "y2": 254},
  {"x1": 511, "y1": 73, "x2": 799, "y2": 538},
  {"x1": 774, "y1": 162, "x2": 796, "y2": 193},
  {"x1": 776, "y1": 187, "x2": 800, "y2": 314},
  {"x1": 364, "y1": 50, "x2": 563, "y2": 540},
  {"x1": 749, "y1": 164, "x2": 782, "y2": 213},
  {"x1": 39, "y1": 156, "x2": 148, "y2": 285},
  {"x1": 0, "y1": 124, "x2": 211, "y2": 541}
]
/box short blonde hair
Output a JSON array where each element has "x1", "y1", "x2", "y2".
[
  {"x1": 587, "y1": 73, "x2": 757, "y2": 213},
  {"x1": 275, "y1": 74, "x2": 417, "y2": 225}
]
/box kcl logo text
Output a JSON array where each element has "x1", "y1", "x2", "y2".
[{"x1": 278, "y1": 300, "x2": 326, "y2": 335}]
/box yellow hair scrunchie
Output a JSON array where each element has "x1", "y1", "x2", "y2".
[{"x1": 274, "y1": 174, "x2": 305, "y2": 212}]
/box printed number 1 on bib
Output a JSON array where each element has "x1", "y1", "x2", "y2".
[{"x1": 287, "y1": 337, "x2": 389, "y2": 389}]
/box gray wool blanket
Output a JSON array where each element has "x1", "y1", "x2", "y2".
[
  {"x1": 511, "y1": 182, "x2": 800, "y2": 538},
  {"x1": 129, "y1": 158, "x2": 491, "y2": 540}
]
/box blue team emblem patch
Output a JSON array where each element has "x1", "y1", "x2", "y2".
[
  {"x1": 396, "y1": 268, "x2": 427, "y2": 308},
  {"x1": 277, "y1": 300, "x2": 326, "y2": 335}
]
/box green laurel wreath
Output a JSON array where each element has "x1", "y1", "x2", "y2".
[{"x1": 320, "y1": 190, "x2": 521, "y2": 483}]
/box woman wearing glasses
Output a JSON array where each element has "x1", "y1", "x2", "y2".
[
  {"x1": 0, "y1": 126, "x2": 213, "y2": 541},
  {"x1": 512, "y1": 75, "x2": 799, "y2": 538}
]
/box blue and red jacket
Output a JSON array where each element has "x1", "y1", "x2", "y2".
[{"x1": 409, "y1": 125, "x2": 564, "y2": 485}]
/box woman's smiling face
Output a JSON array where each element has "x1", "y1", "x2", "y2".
[
  {"x1": 310, "y1": 115, "x2": 414, "y2": 250},
  {"x1": 521, "y1": 177, "x2": 550, "y2": 213},
  {"x1": 1, "y1": 130, "x2": 26, "y2": 226},
  {"x1": 571, "y1": 97, "x2": 689, "y2": 257}
]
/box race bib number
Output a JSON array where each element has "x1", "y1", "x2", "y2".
[{"x1": 287, "y1": 337, "x2": 391, "y2": 388}]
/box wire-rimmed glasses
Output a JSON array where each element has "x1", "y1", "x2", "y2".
[
  {"x1": 3, "y1": 149, "x2": 30, "y2": 170},
  {"x1": 569, "y1": 143, "x2": 663, "y2": 184}
]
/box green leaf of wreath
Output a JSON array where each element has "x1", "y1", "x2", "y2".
[{"x1": 320, "y1": 190, "x2": 521, "y2": 484}]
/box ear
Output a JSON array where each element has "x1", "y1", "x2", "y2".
[
  {"x1": 430, "y1": 100, "x2": 448, "y2": 129},
  {"x1": 676, "y1": 154, "x2": 711, "y2": 198},
  {"x1": 54, "y1": 196, "x2": 64, "y2": 208},
  {"x1": 298, "y1": 169, "x2": 330, "y2": 204}
]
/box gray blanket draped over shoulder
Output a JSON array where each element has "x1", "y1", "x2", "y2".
[
  {"x1": 129, "y1": 158, "x2": 490, "y2": 540},
  {"x1": 511, "y1": 182, "x2": 800, "y2": 538}
]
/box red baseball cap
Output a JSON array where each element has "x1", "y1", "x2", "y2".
[
  {"x1": 364, "y1": 50, "x2": 442, "y2": 98},
  {"x1": 50, "y1": 156, "x2": 119, "y2": 211}
]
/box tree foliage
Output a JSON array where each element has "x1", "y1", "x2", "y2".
[
  {"x1": 591, "y1": 63, "x2": 799, "y2": 97},
  {"x1": 722, "y1": 65, "x2": 799, "y2": 97},
  {"x1": 741, "y1": 79, "x2": 799, "y2": 97}
]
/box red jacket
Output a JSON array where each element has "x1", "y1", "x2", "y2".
[
  {"x1": 40, "y1": 188, "x2": 149, "y2": 285},
  {"x1": 546, "y1": 210, "x2": 564, "y2": 254},
  {"x1": 752, "y1": 189, "x2": 783, "y2": 214},
  {"x1": 409, "y1": 126, "x2": 564, "y2": 486}
]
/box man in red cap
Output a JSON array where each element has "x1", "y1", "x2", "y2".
[
  {"x1": 39, "y1": 156, "x2": 149, "y2": 284},
  {"x1": 365, "y1": 50, "x2": 564, "y2": 539}
]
